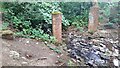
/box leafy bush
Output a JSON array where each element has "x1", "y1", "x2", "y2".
[
  {"x1": 2, "y1": 2, "x2": 70, "y2": 42},
  {"x1": 99, "y1": 2, "x2": 119, "y2": 24},
  {"x1": 60, "y1": 2, "x2": 92, "y2": 28}
]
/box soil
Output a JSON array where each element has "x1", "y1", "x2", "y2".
[{"x1": 1, "y1": 38, "x2": 69, "y2": 66}]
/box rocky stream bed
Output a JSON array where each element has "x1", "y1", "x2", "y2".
[{"x1": 67, "y1": 30, "x2": 119, "y2": 67}]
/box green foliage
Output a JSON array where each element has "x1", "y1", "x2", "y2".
[
  {"x1": 15, "y1": 28, "x2": 56, "y2": 43},
  {"x1": 72, "y1": 15, "x2": 88, "y2": 27},
  {"x1": 99, "y1": 2, "x2": 119, "y2": 23},
  {"x1": 2, "y1": 22, "x2": 9, "y2": 30},
  {"x1": 2, "y1": 2, "x2": 69, "y2": 43},
  {"x1": 60, "y1": 2, "x2": 92, "y2": 28}
]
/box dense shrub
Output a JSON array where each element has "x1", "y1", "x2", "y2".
[
  {"x1": 99, "y1": 2, "x2": 119, "y2": 24},
  {"x1": 3, "y1": 2, "x2": 69, "y2": 32},
  {"x1": 2, "y1": 2, "x2": 70, "y2": 42},
  {"x1": 60, "y1": 2, "x2": 92, "y2": 28}
]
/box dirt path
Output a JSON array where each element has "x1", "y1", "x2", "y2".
[{"x1": 2, "y1": 38, "x2": 68, "y2": 66}]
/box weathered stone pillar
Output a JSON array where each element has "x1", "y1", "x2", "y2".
[
  {"x1": 88, "y1": 5, "x2": 99, "y2": 32},
  {"x1": 52, "y1": 11, "x2": 62, "y2": 43}
]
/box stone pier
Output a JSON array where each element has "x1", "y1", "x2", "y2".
[
  {"x1": 88, "y1": 5, "x2": 99, "y2": 32},
  {"x1": 52, "y1": 11, "x2": 62, "y2": 43}
]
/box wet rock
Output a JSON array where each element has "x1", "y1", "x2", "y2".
[
  {"x1": 112, "y1": 48, "x2": 119, "y2": 56},
  {"x1": 92, "y1": 39, "x2": 100, "y2": 43},
  {"x1": 92, "y1": 46, "x2": 100, "y2": 50},
  {"x1": 80, "y1": 42, "x2": 88, "y2": 46},
  {"x1": 9, "y1": 51, "x2": 20, "y2": 59},
  {"x1": 95, "y1": 51, "x2": 99, "y2": 55},
  {"x1": 85, "y1": 51, "x2": 106, "y2": 65},
  {"x1": 99, "y1": 43, "x2": 106, "y2": 48},
  {"x1": 69, "y1": 50, "x2": 77, "y2": 58},
  {"x1": 67, "y1": 34, "x2": 118, "y2": 66},
  {"x1": 99, "y1": 47, "x2": 106, "y2": 53},
  {"x1": 113, "y1": 58, "x2": 119, "y2": 66},
  {"x1": 99, "y1": 53, "x2": 110, "y2": 60},
  {"x1": 87, "y1": 60, "x2": 94, "y2": 65},
  {"x1": 86, "y1": 52, "x2": 99, "y2": 61},
  {"x1": 94, "y1": 59, "x2": 105, "y2": 65}
]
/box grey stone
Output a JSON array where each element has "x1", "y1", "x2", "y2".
[
  {"x1": 21, "y1": 62, "x2": 28, "y2": 65},
  {"x1": 9, "y1": 51, "x2": 20, "y2": 59}
]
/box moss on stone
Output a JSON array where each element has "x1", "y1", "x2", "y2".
[
  {"x1": 1, "y1": 30, "x2": 13, "y2": 35},
  {"x1": 52, "y1": 11, "x2": 62, "y2": 15},
  {"x1": 0, "y1": 30, "x2": 14, "y2": 40}
]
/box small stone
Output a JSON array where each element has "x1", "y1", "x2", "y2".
[
  {"x1": 99, "y1": 47, "x2": 105, "y2": 53},
  {"x1": 25, "y1": 53, "x2": 33, "y2": 59},
  {"x1": 36, "y1": 42, "x2": 39, "y2": 44},
  {"x1": 114, "y1": 40, "x2": 119, "y2": 44},
  {"x1": 99, "y1": 43, "x2": 106, "y2": 48},
  {"x1": 40, "y1": 57, "x2": 47, "y2": 60},
  {"x1": 21, "y1": 57, "x2": 27, "y2": 60},
  {"x1": 72, "y1": 39, "x2": 78, "y2": 42},
  {"x1": 76, "y1": 55, "x2": 81, "y2": 60},
  {"x1": 76, "y1": 42, "x2": 80, "y2": 45},
  {"x1": 71, "y1": 58, "x2": 76, "y2": 63},
  {"x1": 67, "y1": 49, "x2": 71, "y2": 52},
  {"x1": 26, "y1": 41, "x2": 29, "y2": 44},
  {"x1": 9, "y1": 51, "x2": 20, "y2": 59},
  {"x1": 112, "y1": 49, "x2": 119, "y2": 56},
  {"x1": 92, "y1": 46, "x2": 99, "y2": 50},
  {"x1": 87, "y1": 60, "x2": 94, "y2": 65},
  {"x1": 21, "y1": 62, "x2": 28, "y2": 65},
  {"x1": 92, "y1": 39, "x2": 100, "y2": 43},
  {"x1": 100, "y1": 54, "x2": 110, "y2": 60},
  {"x1": 95, "y1": 59, "x2": 105, "y2": 65},
  {"x1": 100, "y1": 30, "x2": 108, "y2": 33},
  {"x1": 57, "y1": 55, "x2": 60, "y2": 58},
  {"x1": 44, "y1": 41, "x2": 47, "y2": 44},
  {"x1": 104, "y1": 50, "x2": 112, "y2": 56},
  {"x1": 74, "y1": 46, "x2": 78, "y2": 49},
  {"x1": 95, "y1": 51, "x2": 99, "y2": 55},
  {"x1": 113, "y1": 58, "x2": 119, "y2": 66},
  {"x1": 74, "y1": 34, "x2": 77, "y2": 37},
  {"x1": 55, "y1": 60, "x2": 63, "y2": 65}
]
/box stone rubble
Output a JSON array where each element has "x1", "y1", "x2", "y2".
[
  {"x1": 9, "y1": 51, "x2": 20, "y2": 59},
  {"x1": 113, "y1": 58, "x2": 119, "y2": 67},
  {"x1": 67, "y1": 33, "x2": 119, "y2": 66}
]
